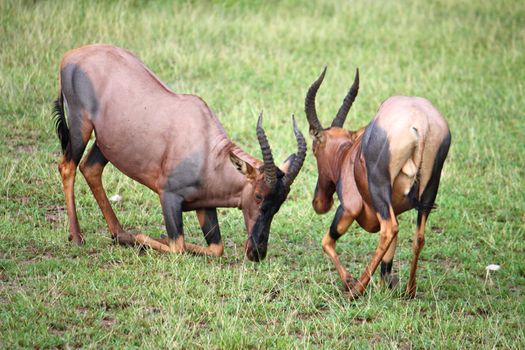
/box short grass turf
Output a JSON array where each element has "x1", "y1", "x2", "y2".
[{"x1": 1, "y1": 0, "x2": 524, "y2": 348}]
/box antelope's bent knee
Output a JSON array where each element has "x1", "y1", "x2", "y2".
[
  {"x1": 329, "y1": 206, "x2": 346, "y2": 240},
  {"x1": 322, "y1": 231, "x2": 336, "y2": 253}
]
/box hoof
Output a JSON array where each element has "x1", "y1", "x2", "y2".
[
  {"x1": 382, "y1": 274, "x2": 399, "y2": 289},
  {"x1": 403, "y1": 288, "x2": 417, "y2": 299},
  {"x1": 114, "y1": 232, "x2": 136, "y2": 246},
  {"x1": 342, "y1": 274, "x2": 359, "y2": 291},
  {"x1": 347, "y1": 286, "x2": 363, "y2": 300},
  {"x1": 68, "y1": 235, "x2": 84, "y2": 246}
]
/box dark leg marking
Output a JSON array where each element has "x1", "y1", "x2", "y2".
[
  {"x1": 161, "y1": 192, "x2": 184, "y2": 240},
  {"x1": 362, "y1": 123, "x2": 392, "y2": 220},
  {"x1": 380, "y1": 260, "x2": 393, "y2": 278},
  {"x1": 380, "y1": 259, "x2": 399, "y2": 289},
  {"x1": 329, "y1": 205, "x2": 345, "y2": 241},
  {"x1": 83, "y1": 142, "x2": 108, "y2": 168},
  {"x1": 199, "y1": 208, "x2": 221, "y2": 246}
]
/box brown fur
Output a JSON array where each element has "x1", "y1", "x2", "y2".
[
  {"x1": 55, "y1": 45, "x2": 305, "y2": 260},
  {"x1": 305, "y1": 68, "x2": 450, "y2": 298}
]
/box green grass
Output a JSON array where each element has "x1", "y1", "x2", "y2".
[{"x1": 1, "y1": 0, "x2": 524, "y2": 348}]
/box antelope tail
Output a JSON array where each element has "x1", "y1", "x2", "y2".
[{"x1": 53, "y1": 94, "x2": 69, "y2": 154}]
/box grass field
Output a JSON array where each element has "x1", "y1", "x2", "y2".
[{"x1": 1, "y1": 0, "x2": 524, "y2": 348}]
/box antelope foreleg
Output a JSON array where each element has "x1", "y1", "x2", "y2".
[
  {"x1": 350, "y1": 207, "x2": 398, "y2": 298},
  {"x1": 134, "y1": 234, "x2": 173, "y2": 253},
  {"x1": 194, "y1": 208, "x2": 224, "y2": 257},
  {"x1": 121, "y1": 233, "x2": 184, "y2": 254},
  {"x1": 184, "y1": 242, "x2": 224, "y2": 257},
  {"x1": 141, "y1": 206, "x2": 225, "y2": 257},
  {"x1": 152, "y1": 235, "x2": 224, "y2": 257},
  {"x1": 322, "y1": 206, "x2": 357, "y2": 289}
]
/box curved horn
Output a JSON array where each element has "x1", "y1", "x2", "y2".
[
  {"x1": 305, "y1": 66, "x2": 327, "y2": 133},
  {"x1": 256, "y1": 112, "x2": 277, "y2": 187},
  {"x1": 283, "y1": 115, "x2": 307, "y2": 187},
  {"x1": 331, "y1": 68, "x2": 359, "y2": 128}
]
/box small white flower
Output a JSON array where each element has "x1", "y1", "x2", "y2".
[
  {"x1": 484, "y1": 264, "x2": 501, "y2": 287},
  {"x1": 486, "y1": 264, "x2": 501, "y2": 271},
  {"x1": 109, "y1": 194, "x2": 123, "y2": 203}
]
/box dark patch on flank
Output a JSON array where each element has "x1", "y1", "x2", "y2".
[
  {"x1": 59, "y1": 64, "x2": 100, "y2": 164},
  {"x1": 165, "y1": 152, "x2": 204, "y2": 197},
  {"x1": 60, "y1": 64, "x2": 99, "y2": 117},
  {"x1": 362, "y1": 122, "x2": 391, "y2": 219},
  {"x1": 329, "y1": 205, "x2": 345, "y2": 240},
  {"x1": 200, "y1": 208, "x2": 221, "y2": 245}
]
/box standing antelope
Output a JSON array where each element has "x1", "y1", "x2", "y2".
[
  {"x1": 53, "y1": 44, "x2": 306, "y2": 262},
  {"x1": 305, "y1": 67, "x2": 451, "y2": 298}
]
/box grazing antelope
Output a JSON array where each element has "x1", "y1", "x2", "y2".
[
  {"x1": 305, "y1": 67, "x2": 451, "y2": 298},
  {"x1": 53, "y1": 44, "x2": 306, "y2": 262}
]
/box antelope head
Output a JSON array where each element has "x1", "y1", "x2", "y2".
[
  {"x1": 305, "y1": 67, "x2": 360, "y2": 214},
  {"x1": 230, "y1": 113, "x2": 306, "y2": 262}
]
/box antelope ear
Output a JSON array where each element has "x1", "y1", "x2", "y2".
[
  {"x1": 309, "y1": 127, "x2": 325, "y2": 142},
  {"x1": 229, "y1": 152, "x2": 257, "y2": 180},
  {"x1": 279, "y1": 153, "x2": 296, "y2": 174}
]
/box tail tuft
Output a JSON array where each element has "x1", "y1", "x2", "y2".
[
  {"x1": 53, "y1": 96, "x2": 69, "y2": 154},
  {"x1": 407, "y1": 184, "x2": 437, "y2": 213}
]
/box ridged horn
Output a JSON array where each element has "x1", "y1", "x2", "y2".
[
  {"x1": 256, "y1": 112, "x2": 277, "y2": 187},
  {"x1": 305, "y1": 66, "x2": 326, "y2": 133},
  {"x1": 331, "y1": 68, "x2": 359, "y2": 128},
  {"x1": 283, "y1": 115, "x2": 307, "y2": 187}
]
